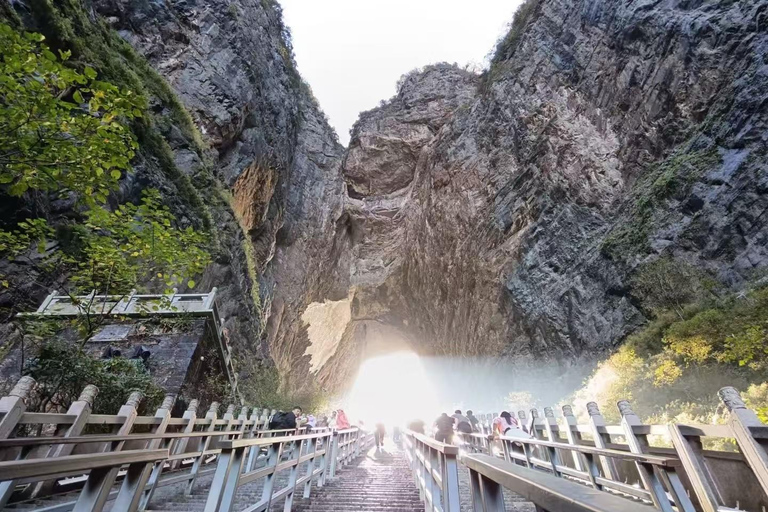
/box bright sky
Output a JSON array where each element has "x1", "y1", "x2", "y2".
[{"x1": 280, "y1": 0, "x2": 522, "y2": 145}]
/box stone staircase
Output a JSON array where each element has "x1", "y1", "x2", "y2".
[
  {"x1": 293, "y1": 445, "x2": 423, "y2": 512},
  {"x1": 142, "y1": 444, "x2": 424, "y2": 512}
]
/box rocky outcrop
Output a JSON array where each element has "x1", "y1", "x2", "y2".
[{"x1": 310, "y1": 0, "x2": 768, "y2": 391}]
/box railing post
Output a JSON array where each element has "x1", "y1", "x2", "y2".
[
  {"x1": 258, "y1": 441, "x2": 281, "y2": 510},
  {"x1": 561, "y1": 405, "x2": 584, "y2": 472},
  {"x1": 303, "y1": 437, "x2": 318, "y2": 498},
  {"x1": 617, "y1": 400, "x2": 678, "y2": 512},
  {"x1": 22, "y1": 384, "x2": 98, "y2": 501},
  {"x1": 186, "y1": 401, "x2": 219, "y2": 495},
  {"x1": 444, "y1": 450, "x2": 461, "y2": 512},
  {"x1": 74, "y1": 390, "x2": 144, "y2": 512},
  {"x1": 478, "y1": 472, "x2": 505, "y2": 511},
  {"x1": 669, "y1": 423, "x2": 720, "y2": 512},
  {"x1": 718, "y1": 386, "x2": 768, "y2": 497},
  {"x1": 329, "y1": 431, "x2": 339, "y2": 479},
  {"x1": 283, "y1": 438, "x2": 303, "y2": 510},
  {"x1": 136, "y1": 394, "x2": 176, "y2": 511},
  {"x1": 170, "y1": 399, "x2": 199, "y2": 470},
  {"x1": 586, "y1": 402, "x2": 619, "y2": 481},
  {"x1": 318, "y1": 432, "x2": 329, "y2": 487},
  {"x1": 0, "y1": 377, "x2": 36, "y2": 507},
  {"x1": 422, "y1": 445, "x2": 433, "y2": 507},
  {"x1": 203, "y1": 443, "x2": 246, "y2": 512},
  {"x1": 543, "y1": 407, "x2": 568, "y2": 468},
  {"x1": 0, "y1": 376, "x2": 34, "y2": 439}
]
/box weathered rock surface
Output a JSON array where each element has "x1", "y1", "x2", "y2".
[
  {"x1": 309, "y1": 0, "x2": 768, "y2": 391},
  {"x1": 4, "y1": 0, "x2": 767, "y2": 399},
  {"x1": 86, "y1": 0, "x2": 349, "y2": 384}
]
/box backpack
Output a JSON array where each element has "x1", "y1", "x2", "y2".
[{"x1": 269, "y1": 411, "x2": 296, "y2": 430}]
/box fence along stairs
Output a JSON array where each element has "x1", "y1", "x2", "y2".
[{"x1": 0, "y1": 375, "x2": 767, "y2": 511}]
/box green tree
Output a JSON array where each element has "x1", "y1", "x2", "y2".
[
  {"x1": 0, "y1": 23, "x2": 211, "y2": 303},
  {"x1": 0, "y1": 23, "x2": 143, "y2": 204}
]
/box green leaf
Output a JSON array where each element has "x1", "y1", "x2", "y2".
[
  {"x1": 72, "y1": 90, "x2": 84, "y2": 104},
  {"x1": 110, "y1": 170, "x2": 121, "y2": 180},
  {"x1": 187, "y1": 280, "x2": 195, "y2": 288},
  {"x1": 84, "y1": 67, "x2": 97, "y2": 80}
]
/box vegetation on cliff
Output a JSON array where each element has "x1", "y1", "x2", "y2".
[
  {"x1": 0, "y1": 22, "x2": 212, "y2": 412},
  {"x1": 570, "y1": 258, "x2": 768, "y2": 424}
]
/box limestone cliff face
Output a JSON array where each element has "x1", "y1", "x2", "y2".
[
  {"x1": 309, "y1": 0, "x2": 768, "y2": 390},
  {"x1": 88, "y1": 0, "x2": 348, "y2": 381},
  {"x1": 6, "y1": 0, "x2": 766, "y2": 398}
]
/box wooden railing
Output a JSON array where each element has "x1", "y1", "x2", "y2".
[
  {"x1": 453, "y1": 387, "x2": 768, "y2": 511},
  {"x1": 0, "y1": 376, "x2": 369, "y2": 511},
  {"x1": 403, "y1": 430, "x2": 460, "y2": 512}
]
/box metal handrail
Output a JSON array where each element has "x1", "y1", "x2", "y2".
[
  {"x1": 465, "y1": 432, "x2": 693, "y2": 510},
  {"x1": 403, "y1": 430, "x2": 460, "y2": 512}
]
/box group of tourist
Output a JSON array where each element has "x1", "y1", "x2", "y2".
[
  {"x1": 267, "y1": 406, "x2": 352, "y2": 431},
  {"x1": 426, "y1": 409, "x2": 532, "y2": 445}
]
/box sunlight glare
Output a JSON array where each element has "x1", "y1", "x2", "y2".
[{"x1": 345, "y1": 351, "x2": 436, "y2": 427}]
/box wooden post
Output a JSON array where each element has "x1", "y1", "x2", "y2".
[
  {"x1": 586, "y1": 401, "x2": 619, "y2": 481},
  {"x1": 561, "y1": 405, "x2": 584, "y2": 472},
  {"x1": 74, "y1": 390, "x2": 144, "y2": 512},
  {"x1": 718, "y1": 386, "x2": 768, "y2": 497},
  {"x1": 617, "y1": 400, "x2": 680, "y2": 512},
  {"x1": 135, "y1": 394, "x2": 176, "y2": 511},
  {"x1": 26, "y1": 384, "x2": 99, "y2": 500}
]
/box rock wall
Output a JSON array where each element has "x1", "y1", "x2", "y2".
[
  {"x1": 2, "y1": 0, "x2": 345, "y2": 399},
  {"x1": 89, "y1": 0, "x2": 349, "y2": 385},
  {"x1": 310, "y1": 0, "x2": 768, "y2": 392},
  {"x1": 4, "y1": 0, "x2": 767, "y2": 398}
]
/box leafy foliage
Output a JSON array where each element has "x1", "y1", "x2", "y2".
[
  {"x1": 0, "y1": 24, "x2": 142, "y2": 204},
  {"x1": 631, "y1": 257, "x2": 718, "y2": 319},
  {"x1": 570, "y1": 266, "x2": 768, "y2": 425},
  {"x1": 0, "y1": 24, "x2": 211, "y2": 299},
  {"x1": 23, "y1": 338, "x2": 163, "y2": 414},
  {"x1": 68, "y1": 190, "x2": 210, "y2": 293}
]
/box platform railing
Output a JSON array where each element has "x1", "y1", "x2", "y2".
[
  {"x1": 204, "y1": 431, "x2": 332, "y2": 512},
  {"x1": 0, "y1": 376, "x2": 315, "y2": 510},
  {"x1": 403, "y1": 430, "x2": 460, "y2": 512}
]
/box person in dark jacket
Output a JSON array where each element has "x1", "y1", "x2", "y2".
[
  {"x1": 434, "y1": 413, "x2": 454, "y2": 444},
  {"x1": 466, "y1": 410, "x2": 480, "y2": 432}
]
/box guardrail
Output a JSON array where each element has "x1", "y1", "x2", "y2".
[
  {"x1": 0, "y1": 449, "x2": 170, "y2": 511},
  {"x1": 0, "y1": 376, "x2": 355, "y2": 511},
  {"x1": 403, "y1": 430, "x2": 460, "y2": 512},
  {"x1": 457, "y1": 387, "x2": 768, "y2": 511},
  {"x1": 203, "y1": 427, "x2": 369, "y2": 511}
]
